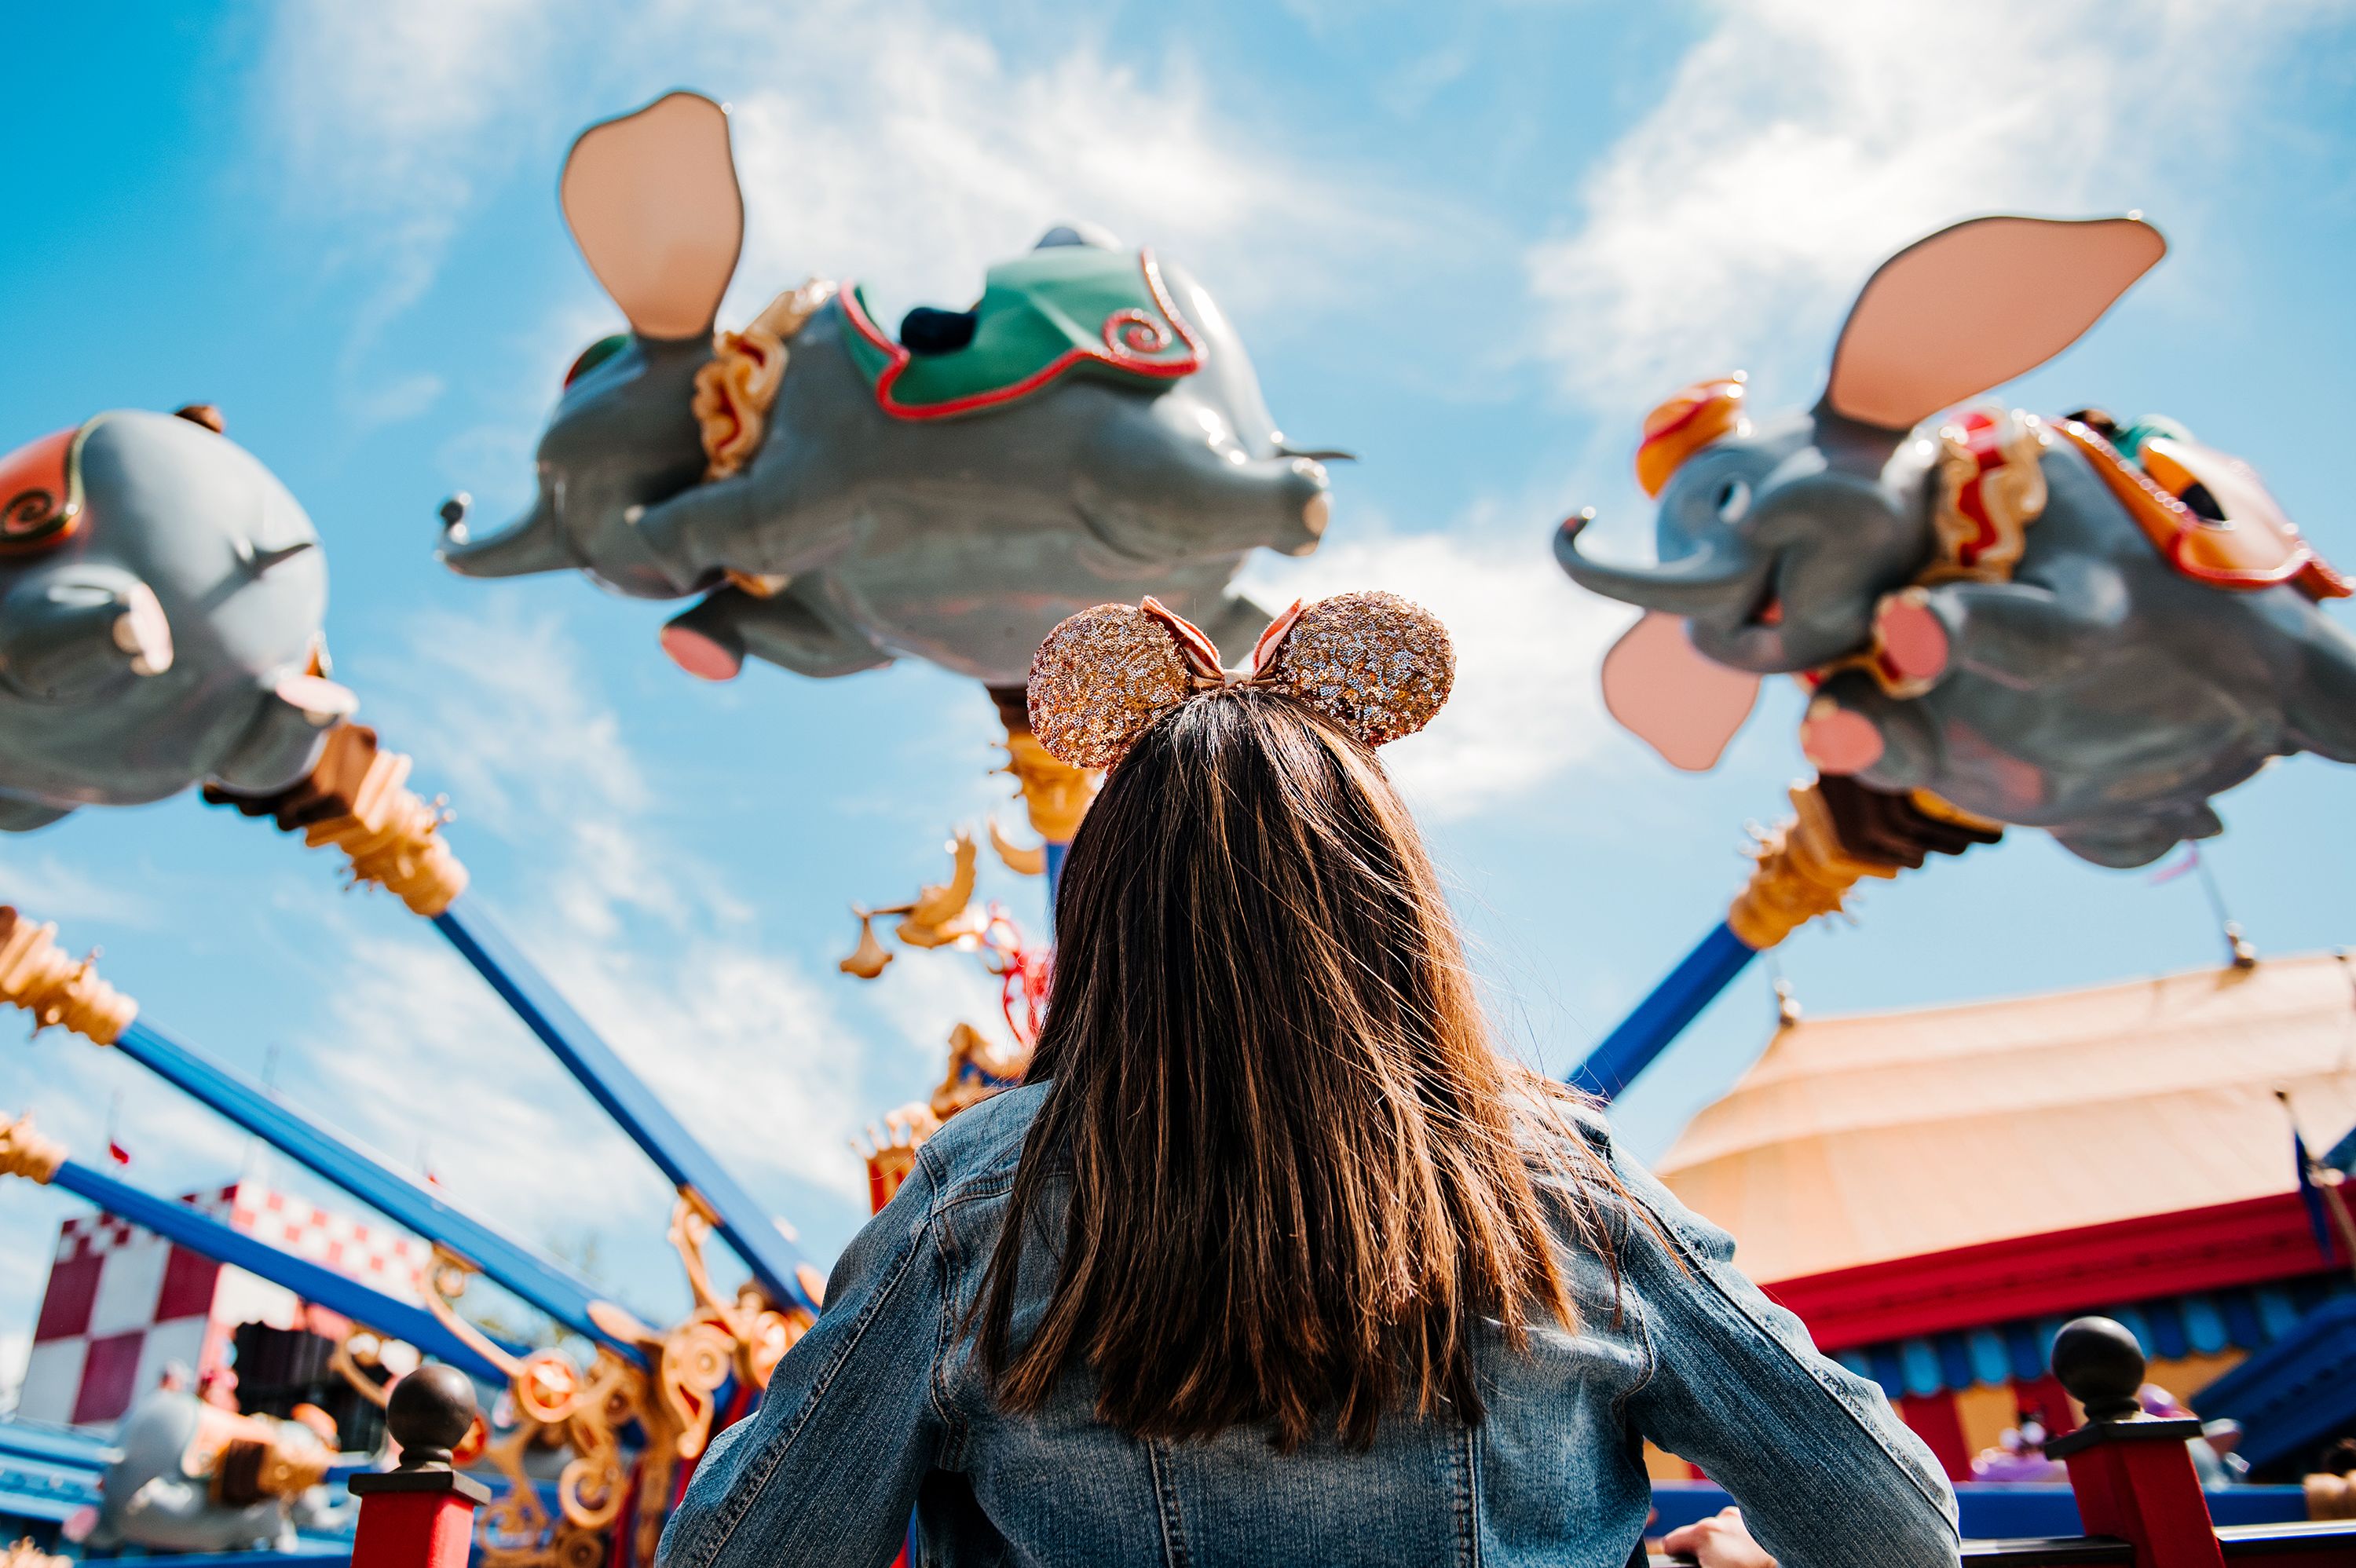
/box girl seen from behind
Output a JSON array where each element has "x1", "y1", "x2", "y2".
[{"x1": 660, "y1": 593, "x2": 1960, "y2": 1568}]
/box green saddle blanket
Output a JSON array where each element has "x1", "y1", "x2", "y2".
[{"x1": 838, "y1": 247, "x2": 1202, "y2": 420}]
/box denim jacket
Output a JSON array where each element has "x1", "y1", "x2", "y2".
[{"x1": 660, "y1": 1082, "x2": 1959, "y2": 1568}]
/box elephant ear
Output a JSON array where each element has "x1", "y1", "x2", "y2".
[
  {"x1": 1825, "y1": 215, "x2": 2166, "y2": 430},
  {"x1": 1601, "y1": 611, "x2": 1759, "y2": 772},
  {"x1": 562, "y1": 91, "x2": 744, "y2": 341}
]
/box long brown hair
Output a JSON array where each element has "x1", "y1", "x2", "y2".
[{"x1": 976, "y1": 687, "x2": 1617, "y2": 1449}]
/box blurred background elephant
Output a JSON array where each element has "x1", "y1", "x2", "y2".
[
  {"x1": 1555, "y1": 214, "x2": 2356, "y2": 868},
  {"x1": 0, "y1": 407, "x2": 352, "y2": 832},
  {"x1": 440, "y1": 91, "x2": 1339, "y2": 690},
  {"x1": 84, "y1": 1385, "x2": 354, "y2": 1553}
]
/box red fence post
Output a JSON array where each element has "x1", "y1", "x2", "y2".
[
  {"x1": 2044, "y1": 1317, "x2": 2224, "y2": 1568},
  {"x1": 349, "y1": 1365, "x2": 490, "y2": 1568}
]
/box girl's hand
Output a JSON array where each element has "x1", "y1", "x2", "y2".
[{"x1": 1661, "y1": 1506, "x2": 1776, "y2": 1568}]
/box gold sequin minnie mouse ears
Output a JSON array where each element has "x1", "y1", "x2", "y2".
[{"x1": 1026, "y1": 591, "x2": 1455, "y2": 769}]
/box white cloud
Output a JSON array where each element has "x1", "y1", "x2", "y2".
[
  {"x1": 0, "y1": 849, "x2": 160, "y2": 927},
  {"x1": 261, "y1": 0, "x2": 551, "y2": 203},
  {"x1": 259, "y1": 0, "x2": 559, "y2": 429},
  {"x1": 716, "y1": 21, "x2": 1375, "y2": 321},
  {"x1": 1245, "y1": 510, "x2": 1633, "y2": 817},
  {"x1": 261, "y1": 0, "x2": 1393, "y2": 399},
  {"x1": 1526, "y1": 0, "x2": 2332, "y2": 412},
  {"x1": 328, "y1": 601, "x2": 927, "y2": 1236}
]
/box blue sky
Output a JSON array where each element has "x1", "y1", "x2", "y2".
[{"x1": 4, "y1": 2, "x2": 2355, "y2": 1386}]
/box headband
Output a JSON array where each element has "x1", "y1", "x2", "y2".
[{"x1": 1026, "y1": 591, "x2": 1454, "y2": 769}]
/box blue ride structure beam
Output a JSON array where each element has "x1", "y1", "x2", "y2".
[
  {"x1": 1566, "y1": 921, "x2": 1758, "y2": 1102},
  {"x1": 108, "y1": 1017, "x2": 642, "y2": 1365},
  {"x1": 1562, "y1": 775, "x2": 2002, "y2": 1101},
  {"x1": 430, "y1": 900, "x2": 821, "y2": 1316},
  {"x1": 8, "y1": 1143, "x2": 510, "y2": 1385}
]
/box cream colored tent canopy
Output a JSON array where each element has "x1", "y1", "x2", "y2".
[{"x1": 1658, "y1": 953, "x2": 2356, "y2": 1286}]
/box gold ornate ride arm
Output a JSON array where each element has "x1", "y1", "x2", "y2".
[{"x1": 0, "y1": 909, "x2": 136, "y2": 1044}]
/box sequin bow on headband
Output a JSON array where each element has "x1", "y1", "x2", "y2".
[{"x1": 1026, "y1": 590, "x2": 1455, "y2": 769}]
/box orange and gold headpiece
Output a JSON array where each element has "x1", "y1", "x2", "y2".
[
  {"x1": 1635, "y1": 373, "x2": 1749, "y2": 498},
  {"x1": 1026, "y1": 591, "x2": 1454, "y2": 769}
]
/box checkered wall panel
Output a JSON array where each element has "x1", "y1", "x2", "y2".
[{"x1": 16, "y1": 1179, "x2": 432, "y2": 1429}]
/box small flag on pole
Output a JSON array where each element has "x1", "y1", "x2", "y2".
[
  {"x1": 2294, "y1": 1123, "x2": 2340, "y2": 1262},
  {"x1": 104, "y1": 1090, "x2": 130, "y2": 1167}
]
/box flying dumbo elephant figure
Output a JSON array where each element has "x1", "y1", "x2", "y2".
[
  {"x1": 86, "y1": 1386, "x2": 353, "y2": 1552},
  {"x1": 1556, "y1": 214, "x2": 2356, "y2": 868},
  {"x1": 0, "y1": 408, "x2": 352, "y2": 831},
  {"x1": 439, "y1": 90, "x2": 1335, "y2": 688}
]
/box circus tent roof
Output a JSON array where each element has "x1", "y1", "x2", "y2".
[{"x1": 1655, "y1": 952, "x2": 2356, "y2": 1287}]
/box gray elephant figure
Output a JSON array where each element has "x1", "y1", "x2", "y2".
[
  {"x1": 1555, "y1": 214, "x2": 2356, "y2": 868},
  {"x1": 87, "y1": 1387, "x2": 353, "y2": 1552},
  {"x1": 0, "y1": 408, "x2": 353, "y2": 831},
  {"x1": 439, "y1": 91, "x2": 1335, "y2": 689}
]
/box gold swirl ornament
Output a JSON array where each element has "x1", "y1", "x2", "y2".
[
  {"x1": 1725, "y1": 780, "x2": 1902, "y2": 951},
  {"x1": 1000, "y1": 729, "x2": 1099, "y2": 843},
  {"x1": 208, "y1": 723, "x2": 467, "y2": 917},
  {"x1": 0, "y1": 1112, "x2": 67, "y2": 1184},
  {"x1": 0, "y1": 908, "x2": 136, "y2": 1044},
  {"x1": 693, "y1": 281, "x2": 836, "y2": 481}
]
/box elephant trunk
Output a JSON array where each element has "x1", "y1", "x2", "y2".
[
  {"x1": 1553, "y1": 511, "x2": 1760, "y2": 616},
  {"x1": 436, "y1": 487, "x2": 573, "y2": 579}
]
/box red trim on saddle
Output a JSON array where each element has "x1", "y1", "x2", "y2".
[{"x1": 838, "y1": 250, "x2": 1205, "y2": 422}]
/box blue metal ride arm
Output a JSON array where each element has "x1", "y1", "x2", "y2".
[
  {"x1": 111, "y1": 1018, "x2": 642, "y2": 1364},
  {"x1": 42, "y1": 1157, "x2": 512, "y2": 1385},
  {"x1": 431, "y1": 901, "x2": 821, "y2": 1316},
  {"x1": 1565, "y1": 920, "x2": 1759, "y2": 1102}
]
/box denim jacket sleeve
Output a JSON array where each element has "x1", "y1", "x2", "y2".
[
  {"x1": 1612, "y1": 1149, "x2": 1962, "y2": 1568},
  {"x1": 657, "y1": 1150, "x2": 949, "y2": 1568}
]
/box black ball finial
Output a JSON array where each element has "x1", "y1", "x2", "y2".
[
  {"x1": 384, "y1": 1363, "x2": 478, "y2": 1471},
  {"x1": 2051, "y1": 1316, "x2": 2146, "y2": 1424}
]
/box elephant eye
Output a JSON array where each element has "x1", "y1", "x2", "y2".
[{"x1": 1714, "y1": 478, "x2": 1752, "y2": 523}]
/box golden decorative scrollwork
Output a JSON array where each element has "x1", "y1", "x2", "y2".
[
  {"x1": 419, "y1": 1246, "x2": 527, "y2": 1383},
  {"x1": 693, "y1": 280, "x2": 836, "y2": 481},
  {"x1": 841, "y1": 829, "x2": 990, "y2": 976},
  {"x1": 328, "y1": 1329, "x2": 393, "y2": 1410},
  {"x1": 664, "y1": 1190, "x2": 812, "y2": 1395},
  {"x1": 0, "y1": 1111, "x2": 65, "y2": 1183},
  {"x1": 1001, "y1": 729, "x2": 1098, "y2": 843},
  {"x1": 1725, "y1": 780, "x2": 1900, "y2": 950},
  {"x1": 839, "y1": 910, "x2": 894, "y2": 978},
  {"x1": 2, "y1": 1539, "x2": 68, "y2": 1568},
  {"x1": 475, "y1": 1422, "x2": 555, "y2": 1566},
  {"x1": 898, "y1": 829, "x2": 984, "y2": 948},
  {"x1": 929, "y1": 1022, "x2": 1028, "y2": 1123},
  {"x1": 986, "y1": 817, "x2": 1045, "y2": 877},
  {"x1": 461, "y1": 1183, "x2": 828, "y2": 1568},
  {"x1": 304, "y1": 744, "x2": 468, "y2": 917},
  {"x1": 0, "y1": 909, "x2": 136, "y2": 1044},
  {"x1": 208, "y1": 725, "x2": 467, "y2": 917}
]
